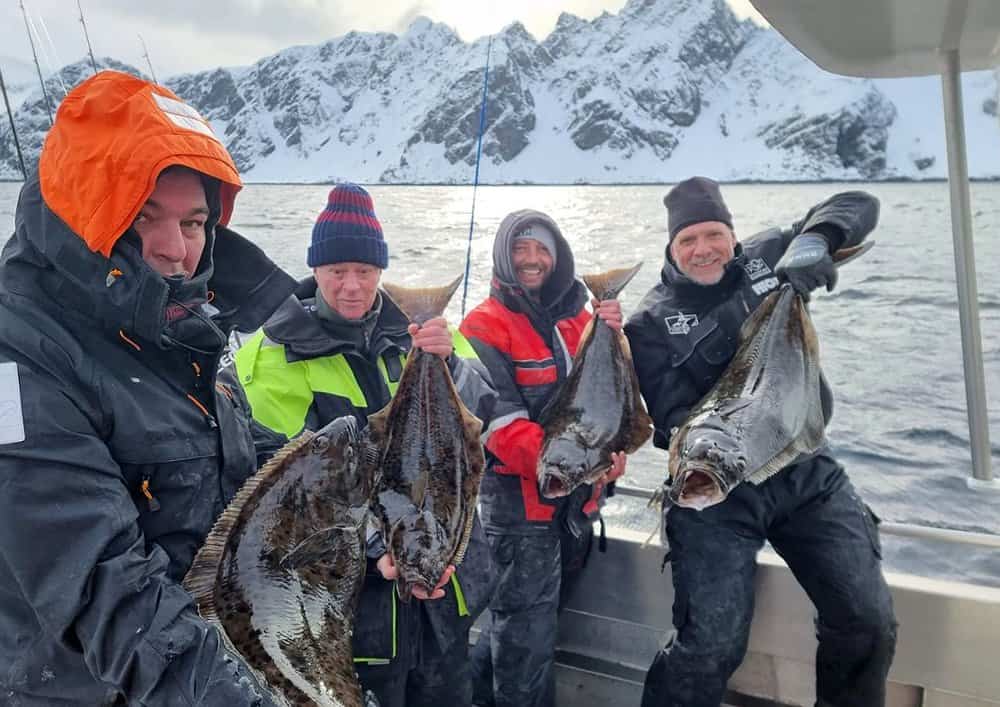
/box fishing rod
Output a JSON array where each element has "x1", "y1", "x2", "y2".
[
  {"x1": 460, "y1": 35, "x2": 493, "y2": 319},
  {"x1": 77, "y1": 0, "x2": 98, "y2": 75},
  {"x1": 19, "y1": 0, "x2": 53, "y2": 127},
  {"x1": 138, "y1": 34, "x2": 158, "y2": 85},
  {"x1": 0, "y1": 65, "x2": 28, "y2": 180}
]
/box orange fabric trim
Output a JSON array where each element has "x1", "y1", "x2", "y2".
[
  {"x1": 118, "y1": 330, "x2": 141, "y2": 351},
  {"x1": 38, "y1": 71, "x2": 242, "y2": 258},
  {"x1": 186, "y1": 393, "x2": 211, "y2": 417}
]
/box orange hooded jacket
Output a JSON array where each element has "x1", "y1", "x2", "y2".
[{"x1": 39, "y1": 70, "x2": 242, "y2": 257}]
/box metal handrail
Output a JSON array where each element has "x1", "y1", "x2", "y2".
[{"x1": 612, "y1": 483, "x2": 1000, "y2": 549}]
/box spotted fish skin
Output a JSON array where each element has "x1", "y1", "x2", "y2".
[
  {"x1": 183, "y1": 416, "x2": 377, "y2": 707},
  {"x1": 537, "y1": 263, "x2": 653, "y2": 499},
  {"x1": 368, "y1": 277, "x2": 485, "y2": 601},
  {"x1": 666, "y1": 286, "x2": 825, "y2": 512}
]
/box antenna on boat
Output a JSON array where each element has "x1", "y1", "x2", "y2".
[
  {"x1": 18, "y1": 0, "x2": 53, "y2": 127},
  {"x1": 138, "y1": 34, "x2": 158, "y2": 85},
  {"x1": 0, "y1": 65, "x2": 28, "y2": 180},
  {"x1": 459, "y1": 35, "x2": 494, "y2": 319},
  {"x1": 77, "y1": 0, "x2": 99, "y2": 75}
]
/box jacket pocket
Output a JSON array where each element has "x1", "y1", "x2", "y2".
[
  {"x1": 668, "y1": 319, "x2": 736, "y2": 389},
  {"x1": 695, "y1": 325, "x2": 737, "y2": 367}
]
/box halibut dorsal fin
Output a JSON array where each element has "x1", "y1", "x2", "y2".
[
  {"x1": 182, "y1": 429, "x2": 317, "y2": 620},
  {"x1": 746, "y1": 455, "x2": 787, "y2": 486},
  {"x1": 832, "y1": 240, "x2": 875, "y2": 266},
  {"x1": 451, "y1": 507, "x2": 477, "y2": 566},
  {"x1": 382, "y1": 275, "x2": 464, "y2": 325},
  {"x1": 581, "y1": 262, "x2": 643, "y2": 301},
  {"x1": 619, "y1": 333, "x2": 654, "y2": 453}
]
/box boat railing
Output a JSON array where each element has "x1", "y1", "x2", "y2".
[
  {"x1": 612, "y1": 483, "x2": 1000, "y2": 549},
  {"x1": 547, "y1": 515, "x2": 1000, "y2": 707}
]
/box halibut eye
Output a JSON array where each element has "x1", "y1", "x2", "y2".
[{"x1": 312, "y1": 436, "x2": 330, "y2": 453}]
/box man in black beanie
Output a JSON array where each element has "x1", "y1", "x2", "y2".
[{"x1": 625, "y1": 177, "x2": 897, "y2": 707}]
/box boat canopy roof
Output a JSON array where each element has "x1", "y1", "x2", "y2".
[{"x1": 750, "y1": 0, "x2": 1000, "y2": 77}]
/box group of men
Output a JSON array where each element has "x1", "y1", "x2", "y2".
[{"x1": 0, "y1": 71, "x2": 896, "y2": 707}]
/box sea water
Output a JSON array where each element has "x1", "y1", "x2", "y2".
[{"x1": 2, "y1": 181, "x2": 998, "y2": 585}]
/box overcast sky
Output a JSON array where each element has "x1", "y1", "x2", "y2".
[{"x1": 0, "y1": 0, "x2": 765, "y2": 79}]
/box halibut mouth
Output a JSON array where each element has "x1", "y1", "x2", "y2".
[
  {"x1": 671, "y1": 465, "x2": 729, "y2": 511},
  {"x1": 538, "y1": 469, "x2": 579, "y2": 499}
]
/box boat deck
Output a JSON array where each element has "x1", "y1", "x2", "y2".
[{"x1": 503, "y1": 525, "x2": 1000, "y2": 707}]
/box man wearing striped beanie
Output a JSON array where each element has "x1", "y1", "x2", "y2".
[{"x1": 230, "y1": 182, "x2": 499, "y2": 707}]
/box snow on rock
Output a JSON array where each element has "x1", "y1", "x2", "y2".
[{"x1": 2, "y1": 0, "x2": 999, "y2": 183}]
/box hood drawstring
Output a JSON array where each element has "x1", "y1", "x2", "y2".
[{"x1": 159, "y1": 297, "x2": 227, "y2": 356}]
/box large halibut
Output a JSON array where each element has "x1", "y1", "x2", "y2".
[
  {"x1": 666, "y1": 286, "x2": 825, "y2": 511},
  {"x1": 183, "y1": 416, "x2": 377, "y2": 707},
  {"x1": 537, "y1": 263, "x2": 653, "y2": 499},
  {"x1": 368, "y1": 276, "x2": 485, "y2": 601},
  {"x1": 666, "y1": 241, "x2": 873, "y2": 511}
]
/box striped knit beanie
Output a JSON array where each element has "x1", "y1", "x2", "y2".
[{"x1": 307, "y1": 183, "x2": 389, "y2": 269}]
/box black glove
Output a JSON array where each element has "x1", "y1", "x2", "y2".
[{"x1": 775, "y1": 233, "x2": 838, "y2": 295}]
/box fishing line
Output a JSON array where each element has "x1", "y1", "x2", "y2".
[
  {"x1": 27, "y1": 11, "x2": 67, "y2": 99},
  {"x1": 460, "y1": 35, "x2": 493, "y2": 319},
  {"x1": 25, "y1": 14, "x2": 53, "y2": 81},
  {"x1": 37, "y1": 15, "x2": 68, "y2": 98},
  {"x1": 18, "y1": 0, "x2": 52, "y2": 125}
]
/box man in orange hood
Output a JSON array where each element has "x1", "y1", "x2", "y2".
[{"x1": 0, "y1": 71, "x2": 296, "y2": 705}]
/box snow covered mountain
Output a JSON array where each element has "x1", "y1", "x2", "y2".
[
  {"x1": 0, "y1": 56, "x2": 41, "y2": 109},
  {"x1": 2, "y1": 0, "x2": 999, "y2": 182}
]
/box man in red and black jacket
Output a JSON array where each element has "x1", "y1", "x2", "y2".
[{"x1": 460, "y1": 209, "x2": 626, "y2": 707}]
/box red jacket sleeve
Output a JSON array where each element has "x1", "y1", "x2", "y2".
[{"x1": 486, "y1": 417, "x2": 544, "y2": 480}]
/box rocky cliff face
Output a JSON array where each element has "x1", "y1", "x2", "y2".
[{"x1": 2, "y1": 0, "x2": 999, "y2": 182}]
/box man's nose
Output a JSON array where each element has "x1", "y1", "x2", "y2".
[
  {"x1": 692, "y1": 237, "x2": 712, "y2": 255},
  {"x1": 150, "y1": 223, "x2": 187, "y2": 263}
]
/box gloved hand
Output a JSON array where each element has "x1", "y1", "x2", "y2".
[{"x1": 775, "y1": 233, "x2": 838, "y2": 295}]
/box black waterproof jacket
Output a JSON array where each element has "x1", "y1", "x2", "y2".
[
  {"x1": 229, "y1": 277, "x2": 498, "y2": 665},
  {"x1": 0, "y1": 176, "x2": 296, "y2": 705},
  {"x1": 624, "y1": 191, "x2": 879, "y2": 451}
]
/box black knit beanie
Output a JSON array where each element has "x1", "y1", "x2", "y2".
[{"x1": 664, "y1": 177, "x2": 733, "y2": 242}]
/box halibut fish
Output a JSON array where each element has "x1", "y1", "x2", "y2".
[
  {"x1": 183, "y1": 416, "x2": 378, "y2": 707},
  {"x1": 368, "y1": 276, "x2": 485, "y2": 601},
  {"x1": 666, "y1": 242, "x2": 873, "y2": 511},
  {"x1": 537, "y1": 263, "x2": 653, "y2": 499}
]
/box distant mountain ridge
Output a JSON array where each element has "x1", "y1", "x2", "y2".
[{"x1": 2, "y1": 0, "x2": 1000, "y2": 183}]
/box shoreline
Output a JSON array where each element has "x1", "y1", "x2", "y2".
[{"x1": 3, "y1": 177, "x2": 999, "y2": 186}]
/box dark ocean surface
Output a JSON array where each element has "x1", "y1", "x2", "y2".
[{"x1": 2, "y1": 181, "x2": 998, "y2": 586}]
